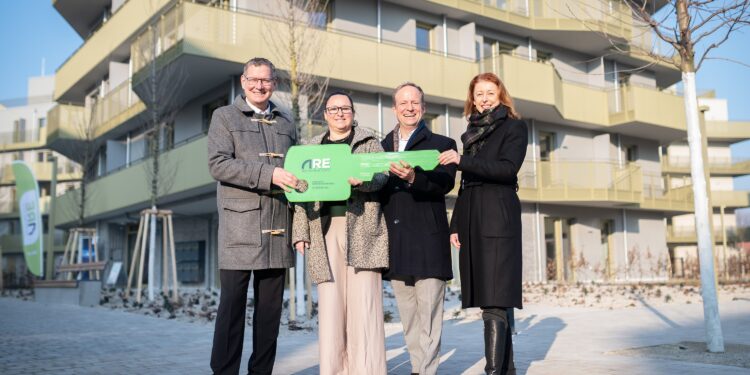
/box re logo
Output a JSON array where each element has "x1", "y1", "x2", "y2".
[{"x1": 301, "y1": 158, "x2": 331, "y2": 170}]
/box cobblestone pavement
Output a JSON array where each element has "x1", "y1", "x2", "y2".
[{"x1": 1, "y1": 296, "x2": 749, "y2": 374}]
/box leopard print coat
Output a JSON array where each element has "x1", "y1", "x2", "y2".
[{"x1": 291, "y1": 126, "x2": 389, "y2": 284}]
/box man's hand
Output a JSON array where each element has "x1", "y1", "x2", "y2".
[
  {"x1": 294, "y1": 241, "x2": 309, "y2": 255},
  {"x1": 389, "y1": 160, "x2": 415, "y2": 184},
  {"x1": 438, "y1": 150, "x2": 461, "y2": 166},
  {"x1": 272, "y1": 167, "x2": 299, "y2": 192},
  {"x1": 450, "y1": 233, "x2": 461, "y2": 249},
  {"x1": 348, "y1": 177, "x2": 363, "y2": 187}
]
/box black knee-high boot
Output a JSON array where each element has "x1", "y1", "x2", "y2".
[{"x1": 482, "y1": 308, "x2": 515, "y2": 375}]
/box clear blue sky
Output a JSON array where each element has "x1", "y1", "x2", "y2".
[{"x1": 1, "y1": 1, "x2": 749, "y2": 185}]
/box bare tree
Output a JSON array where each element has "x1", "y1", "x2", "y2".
[
  {"x1": 132, "y1": 8, "x2": 189, "y2": 301},
  {"x1": 65, "y1": 97, "x2": 100, "y2": 227},
  {"x1": 566, "y1": 0, "x2": 749, "y2": 352},
  {"x1": 262, "y1": 0, "x2": 331, "y2": 139}
]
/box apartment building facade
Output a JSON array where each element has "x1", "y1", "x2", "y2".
[
  {"x1": 0, "y1": 76, "x2": 82, "y2": 287},
  {"x1": 42, "y1": 0, "x2": 750, "y2": 289}
]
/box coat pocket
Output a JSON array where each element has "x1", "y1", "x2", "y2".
[
  {"x1": 222, "y1": 197, "x2": 261, "y2": 247},
  {"x1": 481, "y1": 195, "x2": 520, "y2": 238}
]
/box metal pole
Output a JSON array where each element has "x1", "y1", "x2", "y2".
[
  {"x1": 47, "y1": 156, "x2": 58, "y2": 279},
  {"x1": 295, "y1": 252, "x2": 305, "y2": 319}
]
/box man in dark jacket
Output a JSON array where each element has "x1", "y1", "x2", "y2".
[
  {"x1": 381, "y1": 82, "x2": 457, "y2": 375},
  {"x1": 207, "y1": 57, "x2": 298, "y2": 375}
]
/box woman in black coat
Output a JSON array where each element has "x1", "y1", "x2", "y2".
[{"x1": 438, "y1": 72, "x2": 527, "y2": 375}]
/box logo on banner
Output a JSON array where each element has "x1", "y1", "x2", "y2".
[{"x1": 19, "y1": 191, "x2": 40, "y2": 249}]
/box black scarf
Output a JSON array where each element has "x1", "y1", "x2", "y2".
[{"x1": 461, "y1": 105, "x2": 508, "y2": 156}]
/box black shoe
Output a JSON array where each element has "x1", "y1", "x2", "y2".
[{"x1": 483, "y1": 309, "x2": 511, "y2": 375}]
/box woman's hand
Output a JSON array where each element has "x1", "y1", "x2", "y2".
[
  {"x1": 438, "y1": 150, "x2": 461, "y2": 166},
  {"x1": 294, "y1": 241, "x2": 309, "y2": 255},
  {"x1": 450, "y1": 233, "x2": 461, "y2": 249},
  {"x1": 348, "y1": 177, "x2": 363, "y2": 186}
]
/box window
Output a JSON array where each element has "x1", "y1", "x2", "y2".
[
  {"x1": 176, "y1": 241, "x2": 206, "y2": 284},
  {"x1": 38, "y1": 117, "x2": 46, "y2": 129},
  {"x1": 423, "y1": 113, "x2": 439, "y2": 134},
  {"x1": 37, "y1": 152, "x2": 45, "y2": 162},
  {"x1": 416, "y1": 22, "x2": 434, "y2": 52},
  {"x1": 309, "y1": 0, "x2": 334, "y2": 29},
  {"x1": 482, "y1": 38, "x2": 516, "y2": 59},
  {"x1": 539, "y1": 132, "x2": 555, "y2": 160},
  {"x1": 13, "y1": 119, "x2": 26, "y2": 142},
  {"x1": 202, "y1": 97, "x2": 229, "y2": 133},
  {"x1": 536, "y1": 50, "x2": 552, "y2": 63},
  {"x1": 626, "y1": 145, "x2": 638, "y2": 162}
]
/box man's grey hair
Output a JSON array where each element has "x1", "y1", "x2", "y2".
[
  {"x1": 392, "y1": 82, "x2": 425, "y2": 108},
  {"x1": 244, "y1": 57, "x2": 277, "y2": 80}
]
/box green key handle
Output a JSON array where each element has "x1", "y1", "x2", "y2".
[{"x1": 284, "y1": 144, "x2": 439, "y2": 202}]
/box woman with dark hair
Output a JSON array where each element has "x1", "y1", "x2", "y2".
[
  {"x1": 292, "y1": 91, "x2": 388, "y2": 374},
  {"x1": 438, "y1": 73, "x2": 528, "y2": 375}
]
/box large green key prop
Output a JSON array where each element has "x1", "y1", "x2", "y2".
[{"x1": 284, "y1": 144, "x2": 439, "y2": 202}]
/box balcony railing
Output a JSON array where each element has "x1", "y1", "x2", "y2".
[
  {"x1": 0, "y1": 161, "x2": 82, "y2": 185},
  {"x1": 518, "y1": 159, "x2": 643, "y2": 203},
  {"x1": 90, "y1": 80, "x2": 145, "y2": 138},
  {"x1": 662, "y1": 156, "x2": 750, "y2": 175},
  {"x1": 0, "y1": 195, "x2": 51, "y2": 216},
  {"x1": 0, "y1": 128, "x2": 45, "y2": 150},
  {"x1": 480, "y1": 53, "x2": 684, "y2": 130}
]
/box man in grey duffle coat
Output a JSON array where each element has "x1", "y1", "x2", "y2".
[{"x1": 208, "y1": 57, "x2": 299, "y2": 375}]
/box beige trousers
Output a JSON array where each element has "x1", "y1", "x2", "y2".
[
  {"x1": 391, "y1": 277, "x2": 446, "y2": 375},
  {"x1": 317, "y1": 216, "x2": 387, "y2": 375}
]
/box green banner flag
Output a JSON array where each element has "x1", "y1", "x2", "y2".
[
  {"x1": 284, "y1": 144, "x2": 439, "y2": 202},
  {"x1": 12, "y1": 161, "x2": 43, "y2": 277}
]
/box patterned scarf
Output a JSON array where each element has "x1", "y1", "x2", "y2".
[
  {"x1": 391, "y1": 121, "x2": 423, "y2": 152},
  {"x1": 461, "y1": 105, "x2": 508, "y2": 156}
]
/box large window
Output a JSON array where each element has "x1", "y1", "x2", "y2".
[{"x1": 416, "y1": 22, "x2": 434, "y2": 52}]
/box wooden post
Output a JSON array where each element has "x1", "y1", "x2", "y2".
[
  {"x1": 136, "y1": 212, "x2": 151, "y2": 304},
  {"x1": 554, "y1": 218, "x2": 564, "y2": 282},
  {"x1": 167, "y1": 214, "x2": 179, "y2": 302},
  {"x1": 126, "y1": 218, "x2": 145, "y2": 298},
  {"x1": 162, "y1": 216, "x2": 169, "y2": 296}
]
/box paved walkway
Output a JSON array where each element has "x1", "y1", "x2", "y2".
[{"x1": 1, "y1": 296, "x2": 748, "y2": 374}]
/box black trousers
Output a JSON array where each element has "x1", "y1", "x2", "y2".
[{"x1": 211, "y1": 268, "x2": 286, "y2": 375}]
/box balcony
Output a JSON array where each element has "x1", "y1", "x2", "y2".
[
  {"x1": 130, "y1": 2, "x2": 477, "y2": 110},
  {"x1": 0, "y1": 162, "x2": 81, "y2": 186},
  {"x1": 712, "y1": 190, "x2": 750, "y2": 208},
  {"x1": 667, "y1": 225, "x2": 735, "y2": 244},
  {"x1": 0, "y1": 232, "x2": 66, "y2": 254},
  {"x1": 53, "y1": 135, "x2": 213, "y2": 227},
  {"x1": 54, "y1": 0, "x2": 171, "y2": 102},
  {"x1": 46, "y1": 104, "x2": 85, "y2": 157},
  {"x1": 421, "y1": 0, "x2": 680, "y2": 85},
  {"x1": 517, "y1": 160, "x2": 642, "y2": 206},
  {"x1": 0, "y1": 127, "x2": 47, "y2": 152},
  {"x1": 0, "y1": 196, "x2": 51, "y2": 219},
  {"x1": 662, "y1": 156, "x2": 750, "y2": 176},
  {"x1": 90, "y1": 81, "x2": 146, "y2": 139},
  {"x1": 481, "y1": 53, "x2": 687, "y2": 141},
  {"x1": 53, "y1": 0, "x2": 112, "y2": 38},
  {"x1": 514, "y1": 159, "x2": 692, "y2": 212},
  {"x1": 705, "y1": 120, "x2": 750, "y2": 142}
]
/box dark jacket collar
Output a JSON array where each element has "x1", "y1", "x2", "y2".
[{"x1": 383, "y1": 121, "x2": 430, "y2": 151}]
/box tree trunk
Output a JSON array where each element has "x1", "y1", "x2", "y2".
[{"x1": 683, "y1": 71, "x2": 724, "y2": 353}]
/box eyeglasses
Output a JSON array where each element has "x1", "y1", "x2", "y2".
[
  {"x1": 325, "y1": 106, "x2": 353, "y2": 115},
  {"x1": 243, "y1": 75, "x2": 275, "y2": 87}
]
